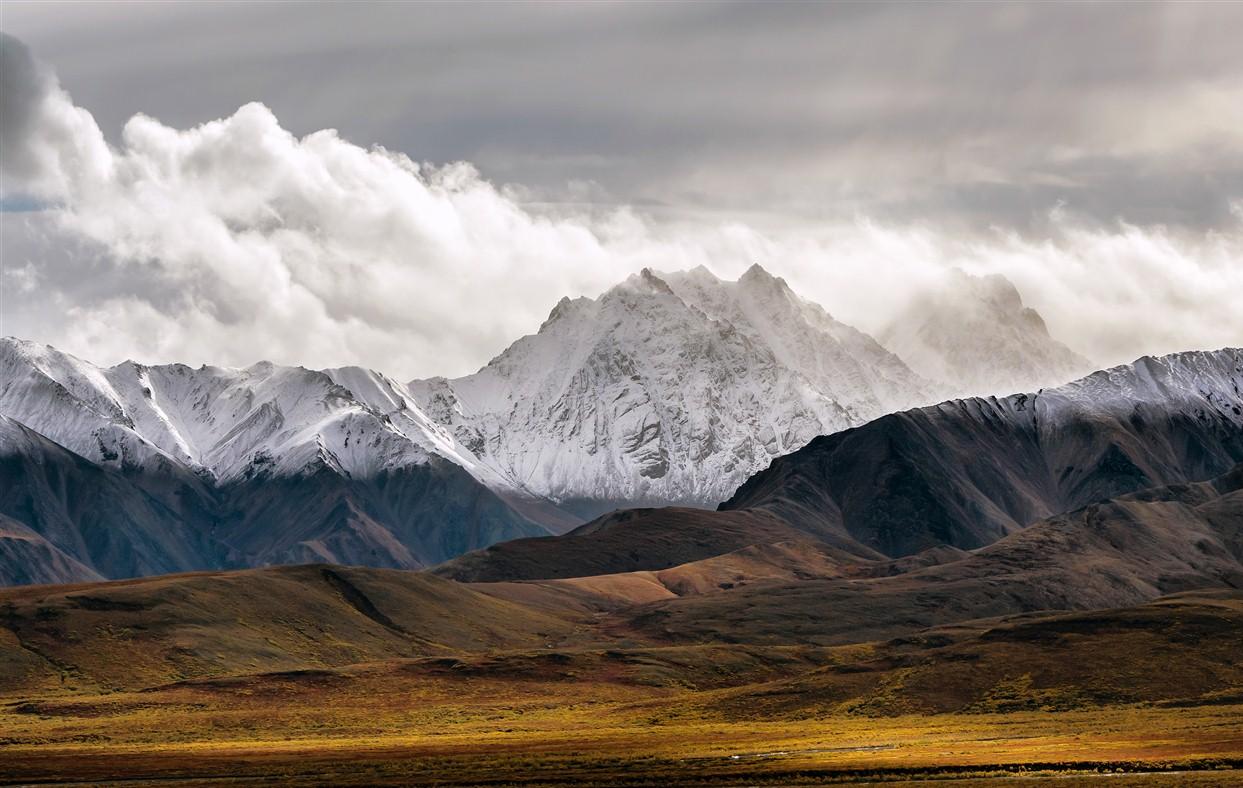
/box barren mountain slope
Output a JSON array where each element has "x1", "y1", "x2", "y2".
[{"x1": 724, "y1": 347, "x2": 1243, "y2": 556}]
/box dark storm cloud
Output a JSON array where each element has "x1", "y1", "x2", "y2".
[{"x1": 3, "y1": 1, "x2": 1241, "y2": 229}]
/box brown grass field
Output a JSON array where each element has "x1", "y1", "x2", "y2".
[
  {"x1": 1, "y1": 568, "x2": 1241, "y2": 785},
  {"x1": 2, "y1": 668, "x2": 1242, "y2": 786},
  {"x1": 3, "y1": 646, "x2": 1242, "y2": 786}
]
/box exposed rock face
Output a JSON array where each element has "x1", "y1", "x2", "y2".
[{"x1": 411, "y1": 264, "x2": 932, "y2": 519}]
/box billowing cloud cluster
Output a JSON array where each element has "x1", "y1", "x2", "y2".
[
  {"x1": 1, "y1": 32, "x2": 1240, "y2": 380},
  {"x1": 0, "y1": 33, "x2": 110, "y2": 201},
  {"x1": 1, "y1": 33, "x2": 725, "y2": 375}
]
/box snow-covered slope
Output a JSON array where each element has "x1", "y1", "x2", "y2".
[
  {"x1": 0, "y1": 338, "x2": 548, "y2": 579},
  {"x1": 879, "y1": 268, "x2": 1092, "y2": 397},
  {"x1": 0, "y1": 337, "x2": 497, "y2": 484},
  {"x1": 411, "y1": 264, "x2": 933, "y2": 518},
  {"x1": 724, "y1": 347, "x2": 1243, "y2": 557},
  {"x1": 1041, "y1": 348, "x2": 1243, "y2": 421}
]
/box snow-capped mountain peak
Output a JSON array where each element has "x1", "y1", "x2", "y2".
[{"x1": 410, "y1": 265, "x2": 934, "y2": 519}]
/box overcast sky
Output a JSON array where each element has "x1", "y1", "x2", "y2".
[{"x1": 2, "y1": 2, "x2": 1241, "y2": 378}]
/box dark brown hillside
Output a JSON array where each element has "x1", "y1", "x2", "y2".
[
  {"x1": 433, "y1": 506, "x2": 883, "y2": 583},
  {"x1": 617, "y1": 464, "x2": 1243, "y2": 646},
  {"x1": 723, "y1": 351, "x2": 1243, "y2": 557},
  {"x1": 705, "y1": 589, "x2": 1243, "y2": 718}
]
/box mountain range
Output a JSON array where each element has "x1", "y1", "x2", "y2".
[
  {"x1": 0, "y1": 264, "x2": 1194, "y2": 585},
  {"x1": 0, "y1": 340, "x2": 547, "y2": 581},
  {"x1": 437, "y1": 347, "x2": 1243, "y2": 580},
  {"x1": 2, "y1": 268, "x2": 1242, "y2": 785}
]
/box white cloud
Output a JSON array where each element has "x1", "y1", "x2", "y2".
[
  {"x1": 0, "y1": 33, "x2": 111, "y2": 201},
  {"x1": 2, "y1": 51, "x2": 726, "y2": 376},
  {"x1": 1, "y1": 33, "x2": 1240, "y2": 380}
]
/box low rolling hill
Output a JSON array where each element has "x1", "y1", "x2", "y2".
[
  {"x1": 433, "y1": 506, "x2": 882, "y2": 584},
  {"x1": 0, "y1": 564, "x2": 582, "y2": 695}
]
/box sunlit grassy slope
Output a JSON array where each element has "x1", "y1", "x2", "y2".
[{"x1": 1, "y1": 567, "x2": 1241, "y2": 785}]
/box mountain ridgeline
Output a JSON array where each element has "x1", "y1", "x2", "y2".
[
  {"x1": 437, "y1": 348, "x2": 1243, "y2": 580},
  {"x1": 0, "y1": 340, "x2": 549, "y2": 584},
  {"x1": 0, "y1": 264, "x2": 1235, "y2": 586},
  {"x1": 723, "y1": 348, "x2": 1243, "y2": 557}
]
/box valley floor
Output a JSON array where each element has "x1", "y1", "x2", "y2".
[
  {"x1": 2, "y1": 666, "x2": 1241, "y2": 786},
  {"x1": 2, "y1": 567, "x2": 1242, "y2": 785}
]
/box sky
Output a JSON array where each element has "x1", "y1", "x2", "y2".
[{"x1": 1, "y1": 1, "x2": 1241, "y2": 379}]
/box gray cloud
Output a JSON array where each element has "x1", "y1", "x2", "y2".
[
  {"x1": 0, "y1": 33, "x2": 51, "y2": 183},
  {"x1": 0, "y1": 31, "x2": 110, "y2": 201},
  {"x1": 0, "y1": 13, "x2": 1240, "y2": 380},
  {"x1": 4, "y1": 2, "x2": 1241, "y2": 230}
]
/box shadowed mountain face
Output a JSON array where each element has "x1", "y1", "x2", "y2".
[
  {"x1": 0, "y1": 411, "x2": 548, "y2": 581},
  {"x1": 0, "y1": 411, "x2": 550, "y2": 582},
  {"x1": 0, "y1": 340, "x2": 550, "y2": 583},
  {"x1": 723, "y1": 348, "x2": 1243, "y2": 557},
  {"x1": 212, "y1": 458, "x2": 552, "y2": 571},
  {"x1": 437, "y1": 464, "x2": 1242, "y2": 654},
  {"x1": 0, "y1": 416, "x2": 229, "y2": 582},
  {"x1": 612, "y1": 463, "x2": 1243, "y2": 646},
  {"x1": 0, "y1": 515, "x2": 104, "y2": 587}
]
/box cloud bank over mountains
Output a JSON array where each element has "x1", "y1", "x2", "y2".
[
  {"x1": 1, "y1": 31, "x2": 1240, "y2": 379},
  {"x1": 7, "y1": 3, "x2": 1243, "y2": 231}
]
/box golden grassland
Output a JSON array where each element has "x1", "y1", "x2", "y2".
[
  {"x1": 1, "y1": 571, "x2": 1241, "y2": 785},
  {"x1": 2, "y1": 659, "x2": 1241, "y2": 786}
]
